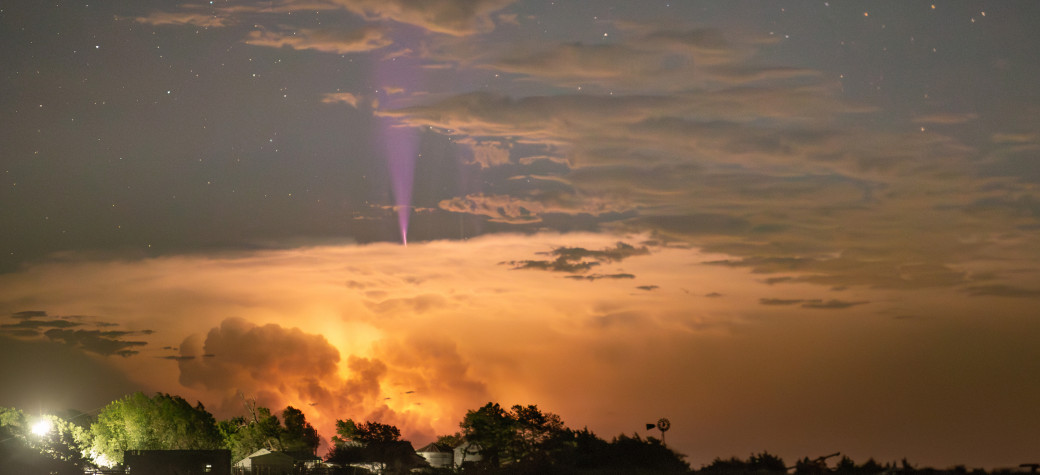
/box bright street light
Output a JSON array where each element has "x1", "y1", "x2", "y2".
[{"x1": 31, "y1": 418, "x2": 53, "y2": 437}]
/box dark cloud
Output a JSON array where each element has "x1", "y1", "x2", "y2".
[
  {"x1": 961, "y1": 194, "x2": 1040, "y2": 220},
  {"x1": 564, "y1": 273, "x2": 635, "y2": 281},
  {"x1": 440, "y1": 194, "x2": 544, "y2": 224},
  {"x1": 158, "y1": 355, "x2": 196, "y2": 361},
  {"x1": 1, "y1": 318, "x2": 81, "y2": 331},
  {"x1": 636, "y1": 285, "x2": 660, "y2": 291},
  {"x1": 635, "y1": 213, "x2": 752, "y2": 237},
  {"x1": 1, "y1": 311, "x2": 150, "y2": 356},
  {"x1": 800, "y1": 299, "x2": 869, "y2": 309},
  {"x1": 439, "y1": 191, "x2": 632, "y2": 224},
  {"x1": 42, "y1": 329, "x2": 147, "y2": 357},
  {"x1": 513, "y1": 259, "x2": 599, "y2": 273},
  {"x1": 707, "y1": 255, "x2": 972, "y2": 290},
  {"x1": 508, "y1": 242, "x2": 649, "y2": 277},
  {"x1": 550, "y1": 241, "x2": 650, "y2": 262},
  {"x1": 980, "y1": 147, "x2": 1040, "y2": 183},
  {"x1": 759, "y1": 298, "x2": 805, "y2": 306},
  {"x1": 759, "y1": 298, "x2": 868, "y2": 309},
  {"x1": 705, "y1": 292, "x2": 723, "y2": 298},
  {"x1": 963, "y1": 284, "x2": 1040, "y2": 299}
]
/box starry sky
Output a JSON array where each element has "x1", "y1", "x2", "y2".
[{"x1": 2, "y1": 0, "x2": 1040, "y2": 469}]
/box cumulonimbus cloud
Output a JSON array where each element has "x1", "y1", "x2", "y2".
[{"x1": 175, "y1": 316, "x2": 489, "y2": 446}]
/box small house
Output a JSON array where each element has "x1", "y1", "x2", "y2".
[
  {"x1": 452, "y1": 440, "x2": 482, "y2": 469},
  {"x1": 234, "y1": 448, "x2": 294, "y2": 474},
  {"x1": 415, "y1": 442, "x2": 453, "y2": 469}
]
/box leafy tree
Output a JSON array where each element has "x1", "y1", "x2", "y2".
[
  {"x1": 749, "y1": 451, "x2": 787, "y2": 472},
  {"x1": 460, "y1": 402, "x2": 517, "y2": 468},
  {"x1": 218, "y1": 406, "x2": 283, "y2": 462},
  {"x1": 331, "y1": 419, "x2": 401, "y2": 445},
  {"x1": 326, "y1": 419, "x2": 408, "y2": 471},
  {"x1": 511, "y1": 404, "x2": 565, "y2": 461},
  {"x1": 543, "y1": 427, "x2": 608, "y2": 469},
  {"x1": 279, "y1": 406, "x2": 320, "y2": 454},
  {"x1": 460, "y1": 402, "x2": 568, "y2": 468},
  {"x1": 701, "y1": 456, "x2": 750, "y2": 473},
  {"x1": 701, "y1": 452, "x2": 785, "y2": 474},
  {"x1": 857, "y1": 458, "x2": 887, "y2": 474},
  {"x1": 0, "y1": 407, "x2": 90, "y2": 473},
  {"x1": 86, "y1": 392, "x2": 222, "y2": 467},
  {"x1": 434, "y1": 432, "x2": 464, "y2": 449},
  {"x1": 605, "y1": 433, "x2": 689, "y2": 473}
]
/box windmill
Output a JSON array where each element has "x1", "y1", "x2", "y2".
[{"x1": 644, "y1": 418, "x2": 671, "y2": 445}]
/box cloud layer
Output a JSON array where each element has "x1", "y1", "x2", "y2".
[{"x1": 1, "y1": 234, "x2": 1039, "y2": 467}]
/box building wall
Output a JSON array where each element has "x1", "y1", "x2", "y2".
[
  {"x1": 453, "y1": 443, "x2": 482, "y2": 468},
  {"x1": 124, "y1": 449, "x2": 231, "y2": 475},
  {"x1": 418, "y1": 451, "x2": 453, "y2": 469}
]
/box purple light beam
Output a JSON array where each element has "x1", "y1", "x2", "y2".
[
  {"x1": 374, "y1": 45, "x2": 422, "y2": 246},
  {"x1": 380, "y1": 118, "x2": 417, "y2": 246}
]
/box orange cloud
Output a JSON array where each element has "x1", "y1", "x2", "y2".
[
  {"x1": 328, "y1": 0, "x2": 517, "y2": 36},
  {"x1": 132, "y1": 10, "x2": 234, "y2": 28},
  {"x1": 245, "y1": 27, "x2": 392, "y2": 54},
  {"x1": 322, "y1": 92, "x2": 366, "y2": 108},
  {"x1": 1, "y1": 233, "x2": 1039, "y2": 467}
]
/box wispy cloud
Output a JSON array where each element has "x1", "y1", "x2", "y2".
[
  {"x1": 43, "y1": 329, "x2": 147, "y2": 357},
  {"x1": 132, "y1": 10, "x2": 235, "y2": 28},
  {"x1": 245, "y1": 26, "x2": 392, "y2": 54},
  {"x1": 963, "y1": 284, "x2": 1040, "y2": 299},
  {"x1": 327, "y1": 0, "x2": 517, "y2": 36},
  {"x1": 322, "y1": 92, "x2": 366, "y2": 108}
]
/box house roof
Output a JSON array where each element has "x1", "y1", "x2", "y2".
[
  {"x1": 237, "y1": 448, "x2": 295, "y2": 464},
  {"x1": 416, "y1": 442, "x2": 452, "y2": 453}
]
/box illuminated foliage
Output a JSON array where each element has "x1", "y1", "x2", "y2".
[
  {"x1": 0, "y1": 407, "x2": 91, "y2": 472},
  {"x1": 86, "y1": 392, "x2": 222, "y2": 466},
  {"x1": 331, "y1": 418, "x2": 401, "y2": 445}
]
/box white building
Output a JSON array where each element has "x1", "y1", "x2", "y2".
[
  {"x1": 234, "y1": 449, "x2": 295, "y2": 474},
  {"x1": 415, "y1": 443, "x2": 453, "y2": 469},
  {"x1": 452, "y1": 441, "x2": 482, "y2": 469}
]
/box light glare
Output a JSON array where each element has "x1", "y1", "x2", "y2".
[{"x1": 31, "y1": 418, "x2": 53, "y2": 437}]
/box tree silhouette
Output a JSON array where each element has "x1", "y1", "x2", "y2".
[
  {"x1": 460, "y1": 402, "x2": 516, "y2": 468},
  {"x1": 217, "y1": 405, "x2": 282, "y2": 462},
  {"x1": 279, "y1": 406, "x2": 319, "y2": 454}
]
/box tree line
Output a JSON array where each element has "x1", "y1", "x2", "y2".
[{"x1": 0, "y1": 393, "x2": 1028, "y2": 474}]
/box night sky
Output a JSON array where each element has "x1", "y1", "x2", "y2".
[{"x1": 2, "y1": 0, "x2": 1040, "y2": 469}]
